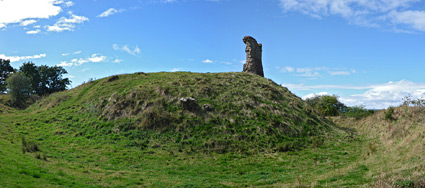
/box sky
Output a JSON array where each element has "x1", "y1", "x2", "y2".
[{"x1": 1, "y1": 0, "x2": 425, "y2": 109}]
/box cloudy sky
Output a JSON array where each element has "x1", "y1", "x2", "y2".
[{"x1": 1, "y1": 0, "x2": 425, "y2": 109}]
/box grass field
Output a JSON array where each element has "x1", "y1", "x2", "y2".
[{"x1": 0, "y1": 112, "x2": 368, "y2": 187}]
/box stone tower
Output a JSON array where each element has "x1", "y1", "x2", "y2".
[{"x1": 243, "y1": 36, "x2": 264, "y2": 77}]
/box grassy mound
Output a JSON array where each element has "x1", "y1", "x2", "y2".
[{"x1": 24, "y1": 72, "x2": 336, "y2": 153}]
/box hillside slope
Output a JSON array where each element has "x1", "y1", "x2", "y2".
[
  {"x1": 24, "y1": 72, "x2": 338, "y2": 153},
  {"x1": 0, "y1": 94, "x2": 15, "y2": 114},
  {"x1": 333, "y1": 106, "x2": 425, "y2": 186}
]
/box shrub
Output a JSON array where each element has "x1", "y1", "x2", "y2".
[
  {"x1": 343, "y1": 105, "x2": 375, "y2": 120},
  {"x1": 384, "y1": 107, "x2": 395, "y2": 121},
  {"x1": 305, "y1": 94, "x2": 346, "y2": 116},
  {"x1": 402, "y1": 95, "x2": 425, "y2": 107},
  {"x1": 6, "y1": 72, "x2": 31, "y2": 107}
]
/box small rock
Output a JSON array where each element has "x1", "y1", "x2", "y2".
[
  {"x1": 203, "y1": 104, "x2": 213, "y2": 111},
  {"x1": 180, "y1": 97, "x2": 198, "y2": 111}
]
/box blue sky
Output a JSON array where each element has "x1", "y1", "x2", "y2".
[{"x1": 1, "y1": 0, "x2": 425, "y2": 109}]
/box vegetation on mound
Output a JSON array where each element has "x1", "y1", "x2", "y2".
[{"x1": 25, "y1": 72, "x2": 338, "y2": 153}]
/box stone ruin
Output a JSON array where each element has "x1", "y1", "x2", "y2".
[{"x1": 243, "y1": 36, "x2": 264, "y2": 77}]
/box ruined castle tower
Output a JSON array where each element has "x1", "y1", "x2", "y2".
[{"x1": 243, "y1": 36, "x2": 264, "y2": 77}]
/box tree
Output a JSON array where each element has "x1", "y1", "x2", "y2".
[
  {"x1": 19, "y1": 62, "x2": 40, "y2": 94},
  {"x1": 0, "y1": 59, "x2": 16, "y2": 93},
  {"x1": 39, "y1": 65, "x2": 71, "y2": 94},
  {"x1": 6, "y1": 72, "x2": 31, "y2": 107},
  {"x1": 305, "y1": 94, "x2": 346, "y2": 116},
  {"x1": 20, "y1": 62, "x2": 71, "y2": 95}
]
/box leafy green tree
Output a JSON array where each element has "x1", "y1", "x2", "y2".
[
  {"x1": 20, "y1": 62, "x2": 71, "y2": 95},
  {"x1": 6, "y1": 72, "x2": 31, "y2": 107},
  {"x1": 0, "y1": 59, "x2": 16, "y2": 93},
  {"x1": 19, "y1": 62, "x2": 40, "y2": 94},
  {"x1": 305, "y1": 95, "x2": 346, "y2": 116},
  {"x1": 39, "y1": 65, "x2": 71, "y2": 94}
]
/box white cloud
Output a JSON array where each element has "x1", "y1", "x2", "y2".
[
  {"x1": 280, "y1": 66, "x2": 295, "y2": 73},
  {"x1": 328, "y1": 71, "x2": 351, "y2": 76},
  {"x1": 59, "y1": 54, "x2": 107, "y2": 67},
  {"x1": 280, "y1": 66, "x2": 355, "y2": 77},
  {"x1": 87, "y1": 54, "x2": 106, "y2": 63},
  {"x1": 282, "y1": 83, "x2": 368, "y2": 90},
  {"x1": 113, "y1": 44, "x2": 141, "y2": 55},
  {"x1": 98, "y1": 8, "x2": 125, "y2": 18},
  {"x1": 113, "y1": 59, "x2": 123, "y2": 63},
  {"x1": 46, "y1": 11, "x2": 89, "y2": 32},
  {"x1": 20, "y1": 19, "x2": 37, "y2": 26},
  {"x1": 0, "y1": 53, "x2": 46, "y2": 62},
  {"x1": 296, "y1": 67, "x2": 322, "y2": 77},
  {"x1": 340, "y1": 80, "x2": 425, "y2": 109},
  {"x1": 0, "y1": 0, "x2": 69, "y2": 28},
  {"x1": 302, "y1": 92, "x2": 330, "y2": 100},
  {"x1": 26, "y1": 29, "x2": 41, "y2": 34},
  {"x1": 387, "y1": 10, "x2": 425, "y2": 31},
  {"x1": 62, "y1": 50, "x2": 81, "y2": 56},
  {"x1": 279, "y1": 0, "x2": 425, "y2": 32},
  {"x1": 202, "y1": 59, "x2": 213, "y2": 63},
  {"x1": 171, "y1": 68, "x2": 181, "y2": 72},
  {"x1": 57, "y1": 61, "x2": 73, "y2": 67},
  {"x1": 285, "y1": 80, "x2": 425, "y2": 109}
]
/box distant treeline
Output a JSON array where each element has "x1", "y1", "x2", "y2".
[
  {"x1": 305, "y1": 94, "x2": 375, "y2": 119},
  {"x1": 0, "y1": 59, "x2": 70, "y2": 106}
]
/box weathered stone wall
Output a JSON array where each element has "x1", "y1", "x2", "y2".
[{"x1": 243, "y1": 36, "x2": 264, "y2": 77}]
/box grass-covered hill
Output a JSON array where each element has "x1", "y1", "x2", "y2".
[
  {"x1": 24, "y1": 72, "x2": 337, "y2": 153},
  {"x1": 2, "y1": 71, "x2": 424, "y2": 187}
]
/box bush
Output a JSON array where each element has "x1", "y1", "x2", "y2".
[
  {"x1": 384, "y1": 107, "x2": 395, "y2": 121},
  {"x1": 343, "y1": 105, "x2": 375, "y2": 120},
  {"x1": 6, "y1": 72, "x2": 31, "y2": 107},
  {"x1": 402, "y1": 95, "x2": 425, "y2": 107},
  {"x1": 305, "y1": 95, "x2": 346, "y2": 116}
]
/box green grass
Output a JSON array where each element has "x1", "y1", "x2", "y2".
[
  {"x1": 1, "y1": 72, "x2": 424, "y2": 187},
  {"x1": 0, "y1": 112, "x2": 368, "y2": 187},
  {"x1": 22, "y1": 72, "x2": 338, "y2": 153}
]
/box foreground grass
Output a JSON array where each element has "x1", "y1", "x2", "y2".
[{"x1": 0, "y1": 111, "x2": 371, "y2": 187}]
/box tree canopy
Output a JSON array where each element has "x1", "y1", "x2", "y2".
[
  {"x1": 305, "y1": 94, "x2": 374, "y2": 119},
  {"x1": 0, "y1": 59, "x2": 16, "y2": 93},
  {"x1": 305, "y1": 95, "x2": 347, "y2": 116},
  {"x1": 6, "y1": 72, "x2": 31, "y2": 107},
  {"x1": 20, "y1": 62, "x2": 71, "y2": 95}
]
